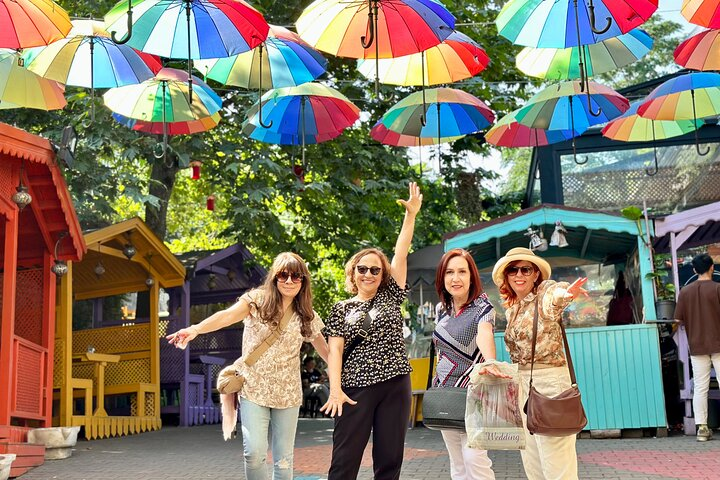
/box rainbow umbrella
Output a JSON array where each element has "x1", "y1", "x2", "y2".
[
  {"x1": 296, "y1": 0, "x2": 455, "y2": 94},
  {"x1": 516, "y1": 29, "x2": 653, "y2": 80},
  {"x1": 357, "y1": 31, "x2": 488, "y2": 86},
  {"x1": 243, "y1": 122, "x2": 343, "y2": 145},
  {"x1": 113, "y1": 111, "x2": 220, "y2": 135},
  {"x1": 637, "y1": 72, "x2": 720, "y2": 156},
  {"x1": 0, "y1": 50, "x2": 65, "y2": 110},
  {"x1": 104, "y1": 0, "x2": 269, "y2": 101},
  {"x1": 674, "y1": 28, "x2": 720, "y2": 71},
  {"x1": 371, "y1": 121, "x2": 463, "y2": 146},
  {"x1": 243, "y1": 82, "x2": 360, "y2": 164},
  {"x1": 602, "y1": 101, "x2": 703, "y2": 175},
  {"x1": 485, "y1": 109, "x2": 584, "y2": 148},
  {"x1": 682, "y1": 0, "x2": 720, "y2": 28},
  {"x1": 0, "y1": 0, "x2": 72, "y2": 49}
]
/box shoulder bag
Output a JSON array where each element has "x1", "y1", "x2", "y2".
[
  {"x1": 341, "y1": 297, "x2": 376, "y2": 365},
  {"x1": 217, "y1": 305, "x2": 294, "y2": 394},
  {"x1": 523, "y1": 298, "x2": 588, "y2": 436}
]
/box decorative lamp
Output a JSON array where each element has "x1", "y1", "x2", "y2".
[
  {"x1": 549, "y1": 221, "x2": 569, "y2": 248},
  {"x1": 94, "y1": 261, "x2": 106, "y2": 278},
  {"x1": 207, "y1": 273, "x2": 217, "y2": 290},
  {"x1": 12, "y1": 163, "x2": 32, "y2": 210},
  {"x1": 51, "y1": 232, "x2": 69, "y2": 277},
  {"x1": 190, "y1": 161, "x2": 202, "y2": 180},
  {"x1": 122, "y1": 231, "x2": 136, "y2": 259},
  {"x1": 145, "y1": 253, "x2": 155, "y2": 288},
  {"x1": 226, "y1": 269, "x2": 236, "y2": 283},
  {"x1": 525, "y1": 227, "x2": 548, "y2": 252},
  {"x1": 206, "y1": 195, "x2": 215, "y2": 211}
]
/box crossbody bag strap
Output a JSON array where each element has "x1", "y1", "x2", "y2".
[
  {"x1": 243, "y1": 305, "x2": 294, "y2": 368},
  {"x1": 529, "y1": 296, "x2": 579, "y2": 387},
  {"x1": 426, "y1": 340, "x2": 435, "y2": 389},
  {"x1": 529, "y1": 297, "x2": 539, "y2": 384},
  {"x1": 342, "y1": 296, "x2": 376, "y2": 364},
  {"x1": 559, "y1": 321, "x2": 578, "y2": 386}
]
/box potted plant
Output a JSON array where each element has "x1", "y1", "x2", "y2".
[{"x1": 646, "y1": 270, "x2": 676, "y2": 320}]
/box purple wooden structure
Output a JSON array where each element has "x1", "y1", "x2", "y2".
[{"x1": 160, "y1": 244, "x2": 266, "y2": 426}]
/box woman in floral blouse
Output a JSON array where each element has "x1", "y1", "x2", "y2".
[
  {"x1": 167, "y1": 252, "x2": 328, "y2": 480},
  {"x1": 321, "y1": 182, "x2": 422, "y2": 480},
  {"x1": 491, "y1": 247, "x2": 587, "y2": 480}
]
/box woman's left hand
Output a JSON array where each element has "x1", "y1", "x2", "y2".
[
  {"x1": 397, "y1": 181, "x2": 422, "y2": 216},
  {"x1": 567, "y1": 277, "x2": 589, "y2": 299},
  {"x1": 476, "y1": 363, "x2": 512, "y2": 379}
]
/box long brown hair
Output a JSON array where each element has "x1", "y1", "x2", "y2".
[
  {"x1": 435, "y1": 249, "x2": 483, "y2": 313},
  {"x1": 499, "y1": 260, "x2": 542, "y2": 308},
  {"x1": 254, "y1": 252, "x2": 314, "y2": 337},
  {"x1": 344, "y1": 248, "x2": 392, "y2": 294}
]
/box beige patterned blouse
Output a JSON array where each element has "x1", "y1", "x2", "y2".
[
  {"x1": 237, "y1": 290, "x2": 324, "y2": 409},
  {"x1": 503, "y1": 280, "x2": 573, "y2": 367}
]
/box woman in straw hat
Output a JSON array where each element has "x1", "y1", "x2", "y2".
[{"x1": 491, "y1": 247, "x2": 587, "y2": 480}]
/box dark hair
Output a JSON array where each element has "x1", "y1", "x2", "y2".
[
  {"x1": 498, "y1": 260, "x2": 541, "y2": 308},
  {"x1": 435, "y1": 249, "x2": 483, "y2": 312},
  {"x1": 692, "y1": 253, "x2": 714, "y2": 275},
  {"x1": 303, "y1": 356, "x2": 316, "y2": 366},
  {"x1": 344, "y1": 248, "x2": 392, "y2": 294}
]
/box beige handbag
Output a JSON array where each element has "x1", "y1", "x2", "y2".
[{"x1": 217, "y1": 306, "x2": 294, "y2": 394}]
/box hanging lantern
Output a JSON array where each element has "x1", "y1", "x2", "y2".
[
  {"x1": 207, "y1": 273, "x2": 217, "y2": 290},
  {"x1": 145, "y1": 276, "x2": 155, "y2": 287},
  {"x1": 12, "y1": 163, "x2": 32, "y2": 210},
  {"x1": 525, "y1": 227, "x2": 548, "y2": 252},
  {"x1": 190, "y1": 160, "x2": 202, "y2": 180},
  {"x1": 206, "y1": 195, "x2": 215, "y2": 211},
  {"x1": 145, "y1": 252, "x2": 155, "y2": 287},
  {"x1": 549, "y1": 221, "x2": 569, "y2": 248},
  {"x1": 51, "y1": 232, "x2": 69, "y2": 277},
  {"x1": 123, "y1": 242, "x2": 137, "y2": 259},
  {"x1": 94, "y1": 261, "x2": 106, "y2": 278},
  {"x1": 226, "y1": 269, "x2": 236, "y2": 283}
]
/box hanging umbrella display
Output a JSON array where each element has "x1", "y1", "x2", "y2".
[
  {"x1": 682, "y1": 0, "x2": 720, "y2": 28},
  {"x1": 104, "y1": 0, "x2": 269, "y2": 100},
  {"x1": 370, "y1": 121, "x2": 463, "y2": 146},
  {"x1": 243, "y1": 82, "x2": 360, "y2": 164},
  {"x1": 195, "y1": 24, "x2": 327, "y2": 127},
  {"x1": 243, "y1": 122, "x2": 343, "y2": 145},
  {"x1": 113, "y1": 111, "x2": 220, "y2": 135},
  {"x1": 602, "y1": 100, "x2": 704, "y2": 175},
  {"x1": 674, "y1": 28, "x2": 720, "y2": 71},
  {"x1": 637, "y1": 72, "x2": 720, "y2": 156},
  {"x1": 296, "y1": 0, "x2": 455, "y2": 94},
  {"x1": 22, "y1": 20, "x2": 162, "y2": 121},
  {"x1": 516, "y1": 29, "x2": 653, "y2": 80},
  {"x1": 485, "y1": 109, "x2": 584, "y2": 148},
  {"x1": 0, "y1": 50, "x2": 65, "y2": 110},
  {"x1": 0, "y1": 0, "x2": 72, "y2": 49}
]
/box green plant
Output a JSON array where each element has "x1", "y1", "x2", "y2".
[
  {"x1": 645, "y1": 271, "x2": 676, "y2": 301},
  {"x1": 620, "y1": 206, "x2": 650, "y2": 247}
]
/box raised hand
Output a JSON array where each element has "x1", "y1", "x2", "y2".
[
  {"x1": 567, "y1": 277, "x2": 589, "y2": 299},
  {"x1": 397, "y1": 181, "x2": 422, "y2": 216}
]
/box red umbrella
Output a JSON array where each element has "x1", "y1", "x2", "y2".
[
  {"x1": 674, "y1": 28, "x2": 720, "y2": 71},
  {"x1": 682, "y1": 0, "x2": 720, "y2": 28},
  {"x1": 0, "y1": 0, "x2": 72, "y2": 49}
]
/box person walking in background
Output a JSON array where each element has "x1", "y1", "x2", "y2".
[
  {"x1": 674, "y1": 253, "x2": 720, "y2": 442},
  {"x1": 321, "y1": 182, "x2": 422, "y2": 480},
  {"x1": 302, "y1": 356, "x2": 329, "y2": 413},
  {"x1": 166, "y1": 252, "x2": 329, "y2": 480},
  {"x1": 491, "y1": 247, "x2": 587, "y2": 480},
  {"x1": 432, "y1": 248, "x2": 506, "y2": 480}
]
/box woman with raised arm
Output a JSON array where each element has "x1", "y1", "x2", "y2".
[
  {"x1": 166, "y1": 252, "x2": 328, "y2": 480},
  {"x1": 321, "y1": 182, "x2": 422, "y2": 480}
]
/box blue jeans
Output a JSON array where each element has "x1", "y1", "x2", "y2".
[{"x1": 240, "y1": 398, "x2": 299, "y2": 480}]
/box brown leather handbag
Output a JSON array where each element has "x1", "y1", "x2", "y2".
[{"x1": 523, "y1": 298, "x2": 587, "y2": 436}]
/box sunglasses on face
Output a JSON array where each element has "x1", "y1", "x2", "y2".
[
  {"x1": 276, "y1": 271, "x2": 304, "y2": 283},
  {"x1": 356, "y1": 265, "x2": 382, "y2": 276},
  {"x1": 506, "y1": 265, "x2": 536, "y2": 277}
]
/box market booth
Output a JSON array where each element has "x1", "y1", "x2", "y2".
[
  {"x1": 0, "y1": 124, "x2": 85, "y2": 455},
  {"x1": 440, "y1": 204, "x2": 667, "y2": 433},
  {"x1": 55, "y1": 218, "x2": 185, "y2": 439}
]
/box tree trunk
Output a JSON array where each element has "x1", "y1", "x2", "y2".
[{"x1": 145, "y1": 155, "x2": 179, "y2": 241}]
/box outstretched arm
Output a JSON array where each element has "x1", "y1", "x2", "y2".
[
  {"x1": 390, "y1": 182, "x2": 423, "y2": 287},
  {"x1": 166, "y1": 297, "x2": 250, "y2": 349}
]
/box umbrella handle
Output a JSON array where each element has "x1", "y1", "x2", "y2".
[
  {"x1": 586, "y1": 90, "x2": 602, "y2": 117},
  {"x1": 111, "y1": 0, "x2": 134, "y2": 45},
  {"x1": 691, "y1": 90, "x2": 710, "y2": 156},
  {"x1": 360, "y1": 0, "x2": 376, "y2": 49},
  {"x1": 588, "y1": 2, "x2": 612, "y2": 35},
  {"x1": 153, "y1": 142, "x2": 166, "y2": 159},
  {"x1": 645, "y1": 145, "x2": 659, "y2": 176},
  {"x1": 257, "y1": 45, "x2": 273, "y2": 128}
]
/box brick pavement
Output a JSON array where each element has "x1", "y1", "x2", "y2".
[{"x1": 16, "y1": 419, "x2": 720, "y2": 480}]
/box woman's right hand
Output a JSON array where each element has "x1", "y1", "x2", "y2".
[
  {"x1": 475, "y1": 363, "x2": 512, "y2": 379},
  {"x1": 166, "y1": 326, "x2": 198, "y2": 350},
  {"x1": 320, "y1": 389, "x2": 357, "y2": 417}
]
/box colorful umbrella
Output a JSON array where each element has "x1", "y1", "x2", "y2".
[
  {"x1": 371, "y1": 121, "x2": 463, "y2": 146},
  {"x1": 637, "y1": 72, "x2": 720, "y2": 155},
  {"x1": 682, "y1": 0, "x2": 720, "y2": 28},
  {"x1": 104, "y1": 0, "x2": 269, "y2": 100},
  {"x1": 242, "y1": 122, "x2": 343, "y2": 145},
  {"x1": 296, "y1": 0, "x2": 455, "y2": 93},
  {"x1": 0, "y1": 50, "x2": 65, "y2": 110},
  {"x1": 243, "y1": 82, "x2": 360, "y2": 164},
  {"x1": 496, "y1": 0, "x2": 658, "y2": 49},
  {"x1": 357, "y1": 31, "x2": 488, "y2": 86},
  {"x1": 516, "y1": 29, "x2": 653, "y2": 80},
  {"x1": 113, "y1": 111, "x2": 220, "y2": 135},
  {"x1": 0, "y1": 0, "x2": 72, "y2": 49},
  {"x1": 674, "y1": 28, "x2": 720, "y2": 71},
  {"x1": 602, "y1": 100, "x2": 703, "y2": 175},
  {"x1": 485, "y1": 109, "x2": 584, "y2": 148}
]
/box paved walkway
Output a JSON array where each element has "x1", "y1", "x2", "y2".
[{"x1": 18, "y1": 419, "x2": 719, "y2": 480}]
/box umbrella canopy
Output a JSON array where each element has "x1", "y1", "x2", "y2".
[
  {"x1": 22, "y1": 20, "x2": 161, "y2": 88},
  {"x1": 194, "y1": 25, "x2": 327, "y2": 88},
  {"x1": 0, "y1": 0, "x2": 72, "y2": 49},
  {"x1": 602, "y1": 101, "x2": 702, "y2": 141},
  {"x1": 0, "y1": 49, "x2": 65, "y2": 110},
  {"x1": 378, "y1": 88, "x2": 495, "y2": 138},
  {"x1": 357, "y1": 31, "x2": 489, "y2": 86},
  {"x1": 637, "y1": 72, "x2": 720, "y2": 121},
  {"x1": 515, "y1": 81, "x2": 630, "y2": 132},
  {"x1": 103, "y1": 67, "x2": 222, "y2": 122},
  {"x1": 674, "y1": 28, "x2": 720, "y2": 71},
  {"x1": 112, "y1": 111, "x2": 220, "y2": 135},
  {"x1": 370, "y1": 121, "x2": 464, "y2": 146},
  {"x1": 242, "y1": 122, "x2": 343, "y2": 145},
  {"x1": 516, "y1": 28, "x2": 652, "y2": 80},
  {"x1": 496, "y1": 0, "x2": 658, "y2": 48},
  {"x1": 682, "y1": 0, "x2": 720, "y2": 28},
  {"x1": 296, "y1": 0, "x2": 455, "y2": 59},
  {"x1": 485, "y1": 108, "x2": 583, "y2": 148}
]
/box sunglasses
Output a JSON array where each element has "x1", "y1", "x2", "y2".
[
  {"x1": 356, "y1": 265, "x2": 382, "y2": 276},
  {"x1": 506, "y1": 265, "x2": 536, "y2": 277},
  {"x1": 276, "y1": 271, "x2": 304, "y2": 283}
]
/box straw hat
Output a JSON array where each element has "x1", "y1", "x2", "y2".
[{"x1": 491, "y1": 247, "x2": 551, "y2": 287}]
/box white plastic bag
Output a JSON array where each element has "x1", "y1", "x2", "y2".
[{"x1": 465, "y1": 360, "x2": 525, "y2": 450}]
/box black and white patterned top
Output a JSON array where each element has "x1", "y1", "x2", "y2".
[
  {"x1": 432, "y1": 294, "x2": 495, "y2": 388},
  {"x1": 324, "y1": 277, "x2": 411, "y2": 388}
]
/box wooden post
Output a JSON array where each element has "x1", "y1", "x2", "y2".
[
  {"x1": 42, "y1": 251, "x2": 56, "y2": 427},
  {"x1": 0, "y1": 209, "x2": 18, "y2": 426},
  {"x1": 56, "y1": 262, "x2": 74, "y2": 427},
  {"x1": 149, "y1": 280, "x2": 160, "y2": 417}
]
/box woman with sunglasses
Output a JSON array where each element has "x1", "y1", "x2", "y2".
[
  {"x1": 166, "y1": 252, "x2": 328, "y2": 480},
  {"x1": 490, "y1": 248, "x2": 587, "y2": 480},
  {"x1": 321, "y1": 182, "x2": 422, "y2": 480}
]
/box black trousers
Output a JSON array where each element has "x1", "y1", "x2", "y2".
[{"x1": 327, "y1": 374, "x2": 411, "y2": 480}]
